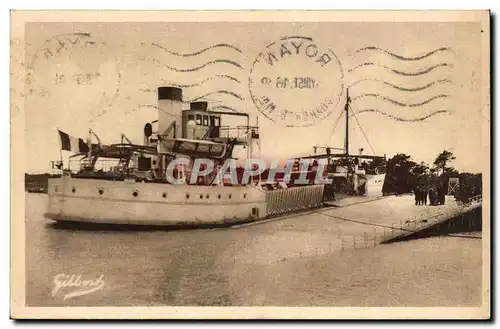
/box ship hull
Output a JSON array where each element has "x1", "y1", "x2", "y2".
[{"x1": 44, "y1": 177, "x2": 324, "y2": 226}]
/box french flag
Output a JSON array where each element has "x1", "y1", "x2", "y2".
[{"x1": 58, "y1": 130, "x2": 89, "y2": 153}]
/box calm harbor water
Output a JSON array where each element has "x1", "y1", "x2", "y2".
[{"x1": 26, "y1": 193, "x2": 482, "y2": 306}]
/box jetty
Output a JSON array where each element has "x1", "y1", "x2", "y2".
[
  {"x1": 319, "y1": 193, "x2": 482, "y2": 248},
  {"x1": 380, "y1": 194, "x2": 482, "y2": 244},
  {"x1": 225, "y1": 193, "x2": 482, "y2": 267}
]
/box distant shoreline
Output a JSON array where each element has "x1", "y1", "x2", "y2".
[{"x1": 25, "y1": 173, "x2": 58, "y2": 194}]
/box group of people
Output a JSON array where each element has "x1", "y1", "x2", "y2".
[
  {"x1": 414, "y1": 186, "x2": 446, "y2": 206},
  {"x1": 414, "y1": 186, "x2": 428, "y2": 205}
]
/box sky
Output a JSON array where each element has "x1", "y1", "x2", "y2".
[{"x1": 17, "y1": 19, "x2": 489, "y2": 173}]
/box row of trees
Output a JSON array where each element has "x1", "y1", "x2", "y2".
[{"x1": 382, "y1": 150, "x2": 482, "y2": 198}]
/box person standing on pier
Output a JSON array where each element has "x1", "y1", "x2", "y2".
[
  {"x1": 414, "y1": 186, "x2": 420, "y2": 205},
  {"x1": 439, "y1": 185, "x2": 446, "y2": 205},
  {"x1": 418, "y1": 186, "x2": 424, "y2": 206},
  {"x1": 422, "y1": 187, "x2": 428, "y2": 205},
  {"x1": 436, "y1": 186, "x2": 442, "y2": 205},
  {"x1": 429, "y1": 188, "x2": 437, "y2": 205}
]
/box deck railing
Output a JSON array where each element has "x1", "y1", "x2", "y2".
[
  {"x1": 456, "y1": 194, "x2": 483, "y2": 208},
  {"x1": 468, "y1": 194, "x2": 482, "y2": 204}
]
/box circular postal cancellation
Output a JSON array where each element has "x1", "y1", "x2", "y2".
[
  {"x1": 249, "y1": 36, "x2": 344, "y2": 127},
  {"x1": 27, "y1": 33, "x2": 121, "y2": 112}
]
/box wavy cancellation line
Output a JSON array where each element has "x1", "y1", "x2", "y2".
[
  {"x1": 347, "y1": 79, "x2": 452, "y2": 92},
  {"x1": 137, "y1": 90, "x2": 245, "y2": 102},
  {"x1": 348, "y1": 62, "x2": 452, "y2": 76},
  {"x1": 355, "y1": 47, "x2": 453, "y2": 61},
  {"x1": 138, "y1": 75, "x2": 241, "y2": 92},
  {"x1": 127, "y1": 104, "x2": 243, "y2": 115},
  {"x1": 351, "y1": 93, "x2": 449, "y2": 107},
  {"x1": 354, "y1": 109, "x2": 449, "y2": 122},
  {"x1": 211, "y1": 105, "x2": 239, "y2": 112},
  {"x1": 138, "y1": 56, "x2": 243, "y2": 72},
  {"x1": 124, "y1": 104, "x2": 159, "y2": 116},
  {"x1": 187, "y1": 90, "x2": 245, "y2": 102},
  {"x1": 149, "y1": 42, "x2": 243, "y2": 57}
]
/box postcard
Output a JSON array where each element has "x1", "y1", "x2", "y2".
[{"x1": 11, "y1": 10, "x2": 490, "y2": 319}]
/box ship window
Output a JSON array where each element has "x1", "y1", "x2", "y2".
[
  {"x1": 252, "y1": 207, "x2": 258, "y2": 216},
  {"x1": 213, "y1": 117, "x2": 220, "y2": 127},
  {"x1": 186, "y1": 193, "x2": 190, "y2": 199},
  {"x1": 98, "y1": 189, "x2": 104, "y2": 195},
  {"x1": 188, "y1": 114, "x2": 195, "y2": 122},
  {"x1": 162, "y1": 192, "x2": 167, "y2": 198},
  {"x1": 202, "y1": 115, "x2": 209, "y2": 126},
  {"x1": 218, "y1": 194, "x2": 221, "y2": 199},
  {"x1": 206, "y1": 194, "x2": 210, "y2": 199},
  {"x1": 72, "y1": 187, "x2": 76, "y2": 193},
  {"x1": 243, "y1": 193, "x2": 247, "y2": 199},
  {"x1": 133, "y1": 191, "x2": 138, "y2": 197},
  {"x1": 228, "y1": 193, "x2": 232, "y2": 199},
  {"x1": 195, "y1": 114, "x2": 202, "y2": 125},
  {"x1": 200, "y1": 194, "x2": 203, "y2": 199}
]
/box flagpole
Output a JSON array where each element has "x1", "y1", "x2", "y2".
[
  {"x1": 57, "y1": 127, "x2": 63, "y2": 173},
  {"x1": 87, "y1": 129, "x2": 92, "y2": 167}
]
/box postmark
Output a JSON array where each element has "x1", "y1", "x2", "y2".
[
  {"x1": 248, "y1": 36, "x2": 344, "y2": 127},
  {"x1": 27, "y1": 32, "x2": 122, "y2": 119}
]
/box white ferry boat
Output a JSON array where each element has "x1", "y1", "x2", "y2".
[
  {"x1": 45, "y1": 86, "x2": 326, "y2": 227},
  {"x1": 45, "y1": 86, "x2": 386, "y2": 227}
]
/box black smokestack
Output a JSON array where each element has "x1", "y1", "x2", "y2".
[{"x1": 158, "y1": 86, "x2": 183, "y2": 102}]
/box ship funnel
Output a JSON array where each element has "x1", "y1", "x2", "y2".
[{"x1": 157, "y1": 87, "x2": 183, "y2": 140}]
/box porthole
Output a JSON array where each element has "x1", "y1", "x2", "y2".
[
  {"x1": 98, "y1": 189, "x2": 104, "y2": 195},
  {"x1": 206, "y1": 194, "x2": 210, "y2": 199},
  {"x1": 228, "y1": 194, "x2": 232, "y2": 199},
  {"x1": 133, "y1": 191, "x2": 138, "y2": 197},
  {"x1": 162, "y1": 192, "x2": 167, "y2": 198},
  {"x1": 72, "y1": 187, "x2": 76, "y2": 193},
  {"x1": 217, "y1": 194, "x2": 221, "y2": 199},
  {"x1": 243, "y1": 193, "x2": 247, "y2": 199},
  {"x1": 186, "y1": 193, "x2": 190, "y2": 199},
  {"x1": 200, "y1": 194, "x2": 203, "y2": 199}
]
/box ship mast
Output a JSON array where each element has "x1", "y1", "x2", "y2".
[{"x1": 344, "y1": 88, "x2": 350, "y2": 156}]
